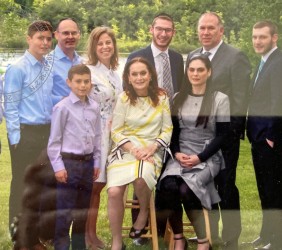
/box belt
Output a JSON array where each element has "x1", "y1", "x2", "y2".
[
  {"x1": 20, "y1": 123, "x2": 51, "y2": 130},
  {"x1": 61, "y1": 152, "x2": 93, "y2": 161}
]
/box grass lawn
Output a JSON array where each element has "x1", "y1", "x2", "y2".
[{"x1": 0, "y1": 120, "x2": 261, "y2": 249}]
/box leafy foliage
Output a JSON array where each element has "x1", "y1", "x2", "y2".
[{"x1": 0, "y1": 0, "x2": 282, "y2": 64}]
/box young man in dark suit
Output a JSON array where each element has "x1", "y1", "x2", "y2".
[
  {"x1": 127, "y1": 13, "x2": 184, "y2": 244},
  {"x1": 187, "y1": 12, "x2": 251, "y2": 250},
  {"x1": 247, "y1": 20, "x2": 282, "y2": 250},
  {"x1": 127, "y1": 13, "x2": 184, "y2": 99}
]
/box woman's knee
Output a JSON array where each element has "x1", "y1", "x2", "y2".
[{"x1": 107, "y1": 186, "x2": 125, "y2": 200}]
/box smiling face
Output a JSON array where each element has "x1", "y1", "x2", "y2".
[
  {"x1": 150, "y1": 18, "x2": 175, "y2": 51},
  {"x1": 96, "y1": 33, "x2": 114, "y2": 67},
  {"x1": 55, "y1": 19, "x2": 80, "y2": 53},
  {"x1": 187, "y1": 59, "x2": 211, "y2": 90},
  {"x1": 67, "y1": 73, "x2": 92, "y2": 102},
  {"x1": 198, "y1": 13, "x2": 224, "y2": 51},
  {"x1": 128, "y1": 61, "x2": 151, "y2": 96},
  {"x1": 252, "y1": 26, "x2": 278, "y2": 56},
  {"x1": 27, "y1": 30, "x2": 53, "y2": 60}
]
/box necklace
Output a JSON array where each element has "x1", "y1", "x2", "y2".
[{"x1": 137, "y1": 97, "x2": 149, "y2": 114}]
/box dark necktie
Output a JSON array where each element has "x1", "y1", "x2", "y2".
[{"x1": 203, "y1": 51, "x2": 211, "y2": 57}]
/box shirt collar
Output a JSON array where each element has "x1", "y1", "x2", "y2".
[
  {"x1": 262, "y1": 46, "x2": 278, "y2": 62},
  {"x1": 151, "y1": 43, "x2": 169, "y2": 58},
  {"x1": 54, "y1": 45, "x2": 80, "y2": 61},
  {"x1": 69, "y1": 91, "x2": 90, "y2": 104},
  {"x1": 202, "y1": 40, "x2": 223, "y2": 56},
  {"x1": 24, "y1": 50, "x2": 43, "y2": 66},
  {"x1": 96, "y1": 61, "x2": 112, "y2": 72}
]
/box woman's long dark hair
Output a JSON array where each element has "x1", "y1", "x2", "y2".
[
  {"x1": 123, "y1": 57, "x2": 166, "y2": 107},
  {"x1": 173, "y1": 53, "x2": 214, "y2": 128}
]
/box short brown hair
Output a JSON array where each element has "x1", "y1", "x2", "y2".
[
  {"x1": 253, "y1": 20, "x2": 278, "y2": 36},
  {"x1": 68, "y1": 64, "x2": 91, "y2": 80},
  {"x1": 86, "y1": 26, "x2": 119, "y2": 70},
  {"x1": 28, "y1": 20, "x2": 53, "y2": 37},
  {"x1": 152, "y1": 13, "x2": 175, "y2": 29}
]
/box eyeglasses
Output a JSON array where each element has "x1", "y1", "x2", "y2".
[
  {"x1": 57, "y1": 31, "x2": 79, "y2": 37},
  {"x1": 154, "y1": 26, "x2": 174, "y2": 34}
]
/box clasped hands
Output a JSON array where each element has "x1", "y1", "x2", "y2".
[
  {"x1": 175, "y1": 152, "x2": 201, "y2": 168},
  {"x1": 129, "y1": 143, "x2": 158, "y2": 164}
]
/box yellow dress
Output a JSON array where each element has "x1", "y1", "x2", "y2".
[{"x1": 107, "y1": 92, "x2": 172, "y2": 190}]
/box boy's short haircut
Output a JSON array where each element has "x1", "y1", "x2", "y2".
[
  {"x1": 28, "y1": 20, "x2": 53, "y2": 37},
  {"x1": 68, "y1": 64, "x2": 91, "y2": 80}
]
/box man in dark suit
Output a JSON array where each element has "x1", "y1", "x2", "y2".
[
  {"x1": 187, "y1": 12, "x2": 251, "y2": 250},
  {"x1": 127, "y1": 13, "x2": 184, "y2": 98},
  {"x1": 127, "y1": 13, "x2": 184, "y2": 244},
  {"x1": 247, "y1": 20, "x2": 282, "y2": 250}
]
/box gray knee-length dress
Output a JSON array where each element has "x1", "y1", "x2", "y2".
[{"x1": 159, "y1": 91, "x2": 230, "y2": 210}]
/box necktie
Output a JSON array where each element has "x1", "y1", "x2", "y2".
[
  {"x1": 203, "y1": 51, "x2": 211, "y2": 57},
  {"x1": 254, "y1": 59, "x2": 265, "y2": 85},
  {"x1": 160, "y1": 52, "x2": 174, "y2": 101}
]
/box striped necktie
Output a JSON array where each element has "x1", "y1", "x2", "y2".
[{"x1": 160, "y1": 52, "x2": 174, "y2": 101}]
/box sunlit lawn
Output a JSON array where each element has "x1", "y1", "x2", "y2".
[{"x1": 0, "y1": 120, "x2": 261, "y2": 249}]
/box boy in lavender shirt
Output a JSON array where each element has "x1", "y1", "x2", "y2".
[{"x1": 48, "y1": 64, "x2": 101, "y2": 250}]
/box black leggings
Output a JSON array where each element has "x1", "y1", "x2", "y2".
[{"x1": 159, "y1": 175, "x2": 206, "y2": 239}]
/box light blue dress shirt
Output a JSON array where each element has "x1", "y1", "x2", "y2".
[
  {"x1": 48, "y1": 92, "x2": 101, "y2": 172},
  {"x1": 4, "y1": 50, "x2": 53, "y2": 145},
  {"x1": 51, "y1": 45, "x2": 82, "y2": 105}
]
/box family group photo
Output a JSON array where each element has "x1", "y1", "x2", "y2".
[{"x1": 0, "y1": 0, "x2": 282, "y2": 250}]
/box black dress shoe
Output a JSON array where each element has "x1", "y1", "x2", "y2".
[{"x1": 254, "y1": 243, "x2": 271, "y2": 250}]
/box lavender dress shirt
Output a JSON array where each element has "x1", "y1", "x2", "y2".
[{"x1": 48, "y1": 92, "x2": 101, "y2": 172}]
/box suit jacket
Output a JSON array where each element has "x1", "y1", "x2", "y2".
[
  {"x1": 127, "y1": 45, "x2": 184, "y2": 93},
  {"x1": 187, "y1": 42, "x2": 251, "y2": 138},
  {"x1": 247, "y1": 48, "x2": 282, "y2": 150}
]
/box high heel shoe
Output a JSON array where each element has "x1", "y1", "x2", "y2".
[
  {"x1": 174, "y1": 236, "x2": 188, "y2": 250},
  {"x1": 129, "y1": 226, "x2": 147, "y2": 239}
]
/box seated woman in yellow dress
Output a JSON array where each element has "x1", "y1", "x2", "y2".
[{"x1": 107, "y1": 57, "x2": 173, "y2": 250}]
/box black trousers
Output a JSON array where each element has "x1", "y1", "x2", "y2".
[
  {"x1": 251, "y1": 140, "x2": 282, "y2": 245},
  {"x1": 9, "y1": 124, "x2": 50, "y2": 226},
  {"x1": 158, "y1": 176, "x2": 206, "y2": 239},
  {"x1": 209, "y1": 137, "x2": 241, "y2": 245},
  {"x1": 14, "y1": 152, "x2": 57, "y2": 249}
]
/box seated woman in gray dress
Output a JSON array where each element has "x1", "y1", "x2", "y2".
[{"x1": 158, "y1": 53, "x2": 230, "y2": 250}]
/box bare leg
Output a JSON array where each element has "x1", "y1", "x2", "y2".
[
  {"x1": 86, "y1": 182, "x2": 106, "y2": 249},
  {"x1": 132, "y1": 178, "x2": 151, "y2": 231},
  {"x1": 108, "y1": 185, "x2": 127, "y2": 250},
  {"x1": 174, "y1": 233, "x2": 187, "y2": 250},
  {"x1": 197, "y1": 239, "x2": 210, "y2": 250}
]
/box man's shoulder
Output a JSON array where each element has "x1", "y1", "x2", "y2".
[
  {"x1": 128, "y1": 46, "x2": 151, "y2": 59},
  {"x1": 168, "y1": 48, "x2": 182, "y2": 59}
]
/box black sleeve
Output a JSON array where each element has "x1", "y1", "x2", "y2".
[
  {"x1": 197, "y1": 122, "x2": 230, "y2": 162},
  {"x1": 170, "y1": 114, "x2": 180, "y2": 155}
]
